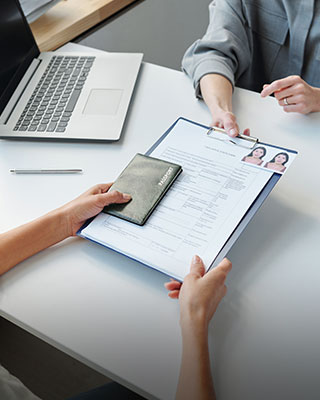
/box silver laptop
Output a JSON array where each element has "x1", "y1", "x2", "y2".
[{"x1": 0, "y1": 0, "x2": 143, "y2": 141}]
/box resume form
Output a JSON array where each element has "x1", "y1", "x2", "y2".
[{"x1": 81, "y1": 119, "x2": 292, "y2": 280}]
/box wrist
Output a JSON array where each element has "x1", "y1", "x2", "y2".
[
  {"x1": 200, "y1": 74, "x2": 233, "y2": 114},
  {"x1": 313, "y1": 87, "x2": 320, "y2": 112},
  {"x1": 48, "y1": 206, "x2": 72, "y2": 240},
  {"x1": 180, "y1": 311, "x2": 209, "y2": 338}
]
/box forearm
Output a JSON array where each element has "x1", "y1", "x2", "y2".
[
  {"x1": 176, "y1": 318, "x2": 215, "y2": 400},
  {"x1": 200, "y1": 74, "x2": 233, "y2": 115},
  {"x1": 0, "y1": 208, "x2": 69, "y2": 275}
]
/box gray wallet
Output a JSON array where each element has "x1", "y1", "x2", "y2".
[{"x1": 103, "y1": 153, "x2": 182, "y2": 225}]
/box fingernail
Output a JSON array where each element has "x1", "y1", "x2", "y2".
[
  {"x1": 123, "y1": 193, "x2": 131, "y2": 200},
  {"x1": 229, "y1": 128, "x2": 237, "y2": 137},
  {"x1": 192, "y1": 255, "x2": 200, "y2": 263}
]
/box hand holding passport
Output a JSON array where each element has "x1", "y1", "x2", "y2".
[{"x1": 103, "y1": 153, "x2": 182, "y2": 225}]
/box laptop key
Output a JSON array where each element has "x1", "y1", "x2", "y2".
[
  {"x1": 55, "y1": 127, "x2": 66, "y2": 133},
  {"x1": 37, "y1": 125, "x2": 47, "y2": 132},
  {"x1": 47, "y1": 122, "x2": 57, "y2": 132},
  {"x1": 65, "y1": 90, "x2": 81, "y2": 112},
  {"x1": 73, "y1": 68, "x2": 81, "y2": 76}
]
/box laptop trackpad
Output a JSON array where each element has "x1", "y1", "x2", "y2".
[{"x1": 83, "y1": 89, "x2": 123, "y2": 115}]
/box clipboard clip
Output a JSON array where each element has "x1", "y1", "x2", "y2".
[{"x1": 207, "y1": 126, "x2": 259, "y2": 149}]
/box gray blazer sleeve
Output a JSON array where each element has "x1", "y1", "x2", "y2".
[{"x1": 182, "y1": 0, "x2": 251, "y2": 98}]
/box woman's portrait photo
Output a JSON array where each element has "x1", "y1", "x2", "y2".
[
  {"x1": 242, "y1": 146, "x2": 267, "y2": 166},
  {"x1": 264, "y1": 152, "x2": 289, "y2": 173}
]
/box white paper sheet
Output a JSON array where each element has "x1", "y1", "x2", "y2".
[{"x1": 81, "y1": 119, "x2": 289, "y2": 280}]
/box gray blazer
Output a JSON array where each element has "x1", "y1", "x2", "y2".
[{"x1": 182, "y1": 0, "x2": 320, "y2": 97}]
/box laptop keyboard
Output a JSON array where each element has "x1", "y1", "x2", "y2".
[{"x1": 14, "y1": 55, "x2": 95, "y2": 134}]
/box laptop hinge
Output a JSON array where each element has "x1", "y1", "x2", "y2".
[{"x1": 0, "y1": 58, "x2": 41, "y2": 124}]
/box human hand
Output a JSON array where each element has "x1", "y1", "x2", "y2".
[
  {"x1": 199, "y1": 74, "x2": 250, "y2": 138},
  {"x1": 59, "y1": 183, "x2": 131, "y2": 237},
  {"x1": 211, "y1": 109, "x2": 250, "y2": 138},
  {"x1": 165, "y1": 256, "x2": 232, "y2": 329},
  {"x1": 260, "y1": 75, "x2": 320, "y2": 114}
]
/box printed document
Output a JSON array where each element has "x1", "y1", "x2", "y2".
[{"x1": 81, "y1": 119, "x2": 296, "y2": 280}]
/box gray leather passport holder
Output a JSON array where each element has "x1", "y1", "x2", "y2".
[{"x1": 103, "y1": 153, "x2": 182, "y2": 225}]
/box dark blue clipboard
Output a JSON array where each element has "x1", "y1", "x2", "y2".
[{"x1": 78, "y1": 117, "x2": 297, "y2": 280}]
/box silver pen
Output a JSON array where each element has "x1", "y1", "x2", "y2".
[{"x1": 10, "y1": 169, "x2": 83, "y2": 174}]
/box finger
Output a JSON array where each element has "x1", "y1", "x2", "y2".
[
  {"x1": 228, "y1": 125, "x2": 239, "y2": 138},
  {"x1": 278, "y1": 94, "x2": 303, "y2": 107},
  {"x1": 279, "y1": 97, "x2": 294, "y2": 107},
  {"x1": 168, "y1": 290, "x2": 180, "y2": 299},
  {"x1": 274, "y1": 87, "x2": 297, "y2": 101},
  {"x1": 263, "y1": 84, "x2": 269, "y2": 89},
  {"x1": 102, "y1": 190, "x2": 131, "y2": 206},
  {"x1": 211, "y1": 119, "x2": 223, "y2": 129},
  {"x1": 216, "y1": 258, "x2": 232, "y2": 274},
  {"x1": 88, "y1": 183, "x2": 113, "y2": 195},
  {"x1": 224, "y1": 114, "x2": 239, "y2": 137},
  {"x1": 205, "y1": 258, "x2": 232, "y2": 284},
  {"x1": 282, "y1": 103, "x2": 305, "y2": 113},
  {"x1": 164, "y1": 281, "x2": 182, "y2": 291},
  {"x1": 189, "y1": 255, "x2": 205, "y2": 278},
  {"x1": 99, "y1": 183, "x2": 113, "y2": 193},
  {"x1": 260, "y1": 76, "x2": 299, "y2": 97}
]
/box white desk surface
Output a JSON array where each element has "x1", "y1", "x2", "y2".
[{"x1": 1, "y1": 44, "x2": 320, "y2": 400}]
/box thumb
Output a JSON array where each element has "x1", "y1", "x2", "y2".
[
  {"x1": 102, "y1": 190, "x2": 132, "y2": 206},
  {"x1": 190, "y1": 255, "x2": 205, "y2": 278},
  {"x1": 224, "y1": 114, "x2": 239, "y2": 138},
  {"x1": 215, "y1": 258, "x2": 232, "y2": 274},
  {"x1": 205, "y1": 258, "x2": 232, "y2": 283}
]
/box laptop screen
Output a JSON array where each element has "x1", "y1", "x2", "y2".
[{"x1": 0, "y1": 0, "x2": 39, "y2": 115}]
